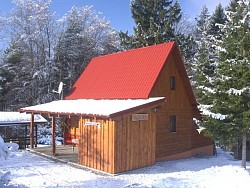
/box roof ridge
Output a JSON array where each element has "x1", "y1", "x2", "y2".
[{"x1": 92, "y1": 41, "x2": 176, "y2": 60}]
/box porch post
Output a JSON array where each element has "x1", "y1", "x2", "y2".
[
  {"x1": 25, "y1": 124, "x2": 27, "y2": 148},
  {"x1": 30, "y1": 113, "x2": 34, "y2": 148},
  {"x1": 35, "y1": 124, "x2": 38, "y2": 147},
  {"x1": 51, "y1": 115, "x2": 56, "y2": 155}
]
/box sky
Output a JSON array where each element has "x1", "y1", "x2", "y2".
[{"x1": 0, "y1": 0, "x2": 231, "y2": 33}]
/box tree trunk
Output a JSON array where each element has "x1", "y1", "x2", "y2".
[{"x1": 241, "y1": 132, "x2": 247, "y2": 169}]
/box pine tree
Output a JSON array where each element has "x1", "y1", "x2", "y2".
[
  {"x1": 193, "y1": 4, "x2": 227, "y2": 112},
  {"x1": 208, "y1": 3, "x2": 227, "y2": 37},
  {"x1": 120, "y1": 0, "x2": 182, "y2": 49},
  {"x1": 195, "y1": 5, "x2": 210, "y2": 38},
  {"x1": 56, "y1": 6, "x2": 87, "y2": 91},
  {"x1": 210, "y1": 0, "x2": 250, "y2": 168},
  {"x1": 1, "y1": 42, "x2": 26, "y2": 110},
  {"x1": 193, "y1": 5, "x2": 214, "y2": 105},
  {"x1": 0, "y1": 66, "x2": 12, "y2": 110},
  {"x1": 192, "y1": 4, "x2": 228, "y2": 148}
]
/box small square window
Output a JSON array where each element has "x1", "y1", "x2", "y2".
[
  {"x1": 170, "y1": 116, "x2": 176, "y2": 133},
  {"x1": 170, "y1": 76, "x2": 175, "y2": 90}
]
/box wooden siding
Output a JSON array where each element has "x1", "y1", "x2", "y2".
[
  {"x1": 150, "y1": 54, "x2": 211, "y2": 161},
  {"x1": 113, "y1": 108, "x2": 156, "y2": 173},
  {"x1": 191, "y1": 125, "x2": 214, "y2": 149},
  {"x1": 150, "y1": 54, "x2": 190, "y2": 108},
  {"x1": 155, "y1": 104, "x2": 194, "y2": 161},
  {"x1": 77, "y1": 105, "x2": 157, "y2": 174},
  {"x1": 78, "y1": 117, "x2": 115, "y2": 174}
]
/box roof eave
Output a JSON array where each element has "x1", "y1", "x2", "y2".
[
  {"x1": 109, "y1": 98, "x2": 166, "y2": 118},
  {"x1": 19, "y1": 109, "x2": 110, "y2": 119}
]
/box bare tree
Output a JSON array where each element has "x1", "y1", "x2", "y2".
[{"x1": 3, "y1": 0, "x2": 59, "y2": 109}]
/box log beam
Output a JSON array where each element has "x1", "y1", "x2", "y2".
[
  {"x1": 30, "y1": 113, "x2": 34, "y2": 148},
  {"x1": 51, "y1": 115, "x2": 56, "y2": 155}
]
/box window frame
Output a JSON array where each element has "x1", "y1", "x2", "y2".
[
  {"x1": 170, "y1": 115, "x2": 176, "y2": 133},
  {"x1": 170, "y1": 76, "x2": 175, "y2": 90}
]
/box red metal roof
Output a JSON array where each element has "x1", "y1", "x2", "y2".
[{"x1": 65, "y1": 41, "x2": 175, "y2": 100}]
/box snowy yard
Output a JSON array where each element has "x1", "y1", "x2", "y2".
[{"x1": 1, "y1": 148, "x2": 250, "y2": 188}]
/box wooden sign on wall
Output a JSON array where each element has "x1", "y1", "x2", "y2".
[
  {"x1": 132, "y1": 114, "x2": 148, "y2": 121},
  {"x1": 71, "y1": 139, "x2": 79, "y2": 144},
  {"x1": 84, "y1": 122, "x2": 101, "y2": 128}
]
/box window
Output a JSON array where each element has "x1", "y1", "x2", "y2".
[
  {"x1": 170, "y1": 76, "x2": 175, "y2": 90},
  {"x1": 170, "y1": 116, "x2": 176, "y2": 133}
]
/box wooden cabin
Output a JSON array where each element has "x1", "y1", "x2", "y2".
[
  {"x1": 65, "y1": 41, "x2": 214, "y2": 163},
  {"x1": 20, "y1": 41, "x2": 214, "y2": 174}
]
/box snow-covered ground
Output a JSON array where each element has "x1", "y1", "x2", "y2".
[{"x1": 1, "y1": 148, "x2": 250, "y2": 188}]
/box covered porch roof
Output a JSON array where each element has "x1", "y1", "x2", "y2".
[
  {"x1": 18, "y1": 97, "x2": 165, "y2": 155},
  {"x1": 0, "y1": 112, "x2": 47, "y2": 149},
  {"x1": 19, "y1": 97, "x2": 165, "y2": 117},
  {"x1": 0, "y1": 112, "x2": 47, "y2": 126}
]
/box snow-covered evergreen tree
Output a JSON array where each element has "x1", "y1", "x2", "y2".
[
  {"x1": 208, "y1": 3, "x2": 227, "y2": 37},
  {"x1": 193, "y1": 4, "x2": 227, "y2": 123},
  {"x1": 191, "y1": 4, "x2": 231, "y2": 155},
  {"x1": 193, "y1": 5, "x2": 215, "y2": 106},
  {"x1": 120, "y1": 0, "x2": 182, "y2": 49},
  {"x1": 0, "y1": 67, "x2": 12, "y2": 110},
  {"x1": 209, "y1": 0, "x2": 250, "y2": 168},
  {"x1": 0, "y1": 42, "x2": 22, "y2": 110},
  {"x1": 195, "y1": 5, "x2": 211, "y2": 39},
  {"x1": 55, "y1": 6, "x2": 120, "y2": 94}
]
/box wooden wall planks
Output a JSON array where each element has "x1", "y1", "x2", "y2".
[
  {"x1": 77, "y1": 105, "x2": 157, "y2": 174},
  {"x1": 113, "y1": 107, "x2": 156, "y2": 173},
  {"x1": 150, "y1": 55, "x2": 206, "y2": 161}
]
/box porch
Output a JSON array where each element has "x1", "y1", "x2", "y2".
[
  {"x1": 28, "y1": 145, "x2": 78, "y2": 163},
  {"x1": 27, "y1": 145, "x2": 111, "y2": 175}
]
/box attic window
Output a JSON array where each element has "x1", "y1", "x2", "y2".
[
  {"x1": 170, "y1": 115, "x2": 176, "y2": 133},
  {"x1": 170, "y1": 76, "x2": 175, "y2": 90}
]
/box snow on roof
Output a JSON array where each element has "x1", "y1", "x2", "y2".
[
  {"x1": 20, "y1": 98, "x2": 165, "y2": 117},
  {"x1": 0, "y1": 112, "x2": 47, "y2": 126}
]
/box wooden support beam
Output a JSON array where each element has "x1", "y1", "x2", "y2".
[
  {"x1": 30, "y1": 113, "x2": 34, "y2": 148},
  {"x1": 25, "y1": 124, "x2": 28, "y2": 148},
  {"x1": 80, "y1": 116, "x2": 83, "y2": 139},
  {"x1": 51, "y1": 115, "x2": 56, "y2": 155},
  {"x1": 35, "y1": 124, "x2": 38, "y2": 147}
]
